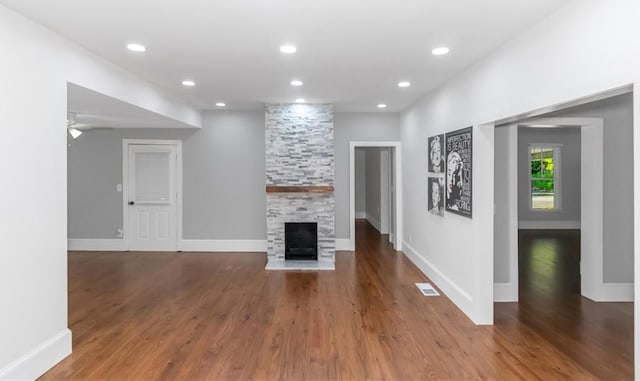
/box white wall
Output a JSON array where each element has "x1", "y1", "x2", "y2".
[
  {"x1": 0, "y1": 4, "x2": 202, "y2": 379},
  {"x1": 400, "y1": 0, "x2": 640, "y2": 329},
  {"x1": 518, "y1": 127, "x2": 581, "y2": 224},
  {"x1": 355, "y1": 149, "x2": 367, "y2": 216}
]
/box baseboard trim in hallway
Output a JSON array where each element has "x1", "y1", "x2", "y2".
[{"x1": 402, "y1": 241, "x2": 474, "y2": 321}]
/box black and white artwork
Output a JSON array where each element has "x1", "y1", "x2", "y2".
[
  {"x1": 427, "y1": 176, "x2": 444, "y2": 217},
  {"x1": 428, "y1": 134, "x2": 445, "y2": 173},
  {"x1": 445, "y1": 127, "x2": 472, "y2": 218}
]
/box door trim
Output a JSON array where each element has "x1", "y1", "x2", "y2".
[
  {"x1": 349, "y1": 141, "x2": 402, "y2": 251},
  {"x1": 494, "y1": 118, "x2": 604, "y2": 302},
  {"x1": 122, "y1": 139, "x2": 183, "y2": 251}
]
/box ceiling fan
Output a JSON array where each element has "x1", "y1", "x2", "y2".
[{"x1": 66, "y1": 112, "x2": 93, "y2": 139}]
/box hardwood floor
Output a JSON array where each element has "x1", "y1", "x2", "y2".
[
  {"x1": 494, "y1": 229, "x2": 633, "y2": 381},
  {"x1": 41, "y1": 222, "x2": 631, "y2": 380}
]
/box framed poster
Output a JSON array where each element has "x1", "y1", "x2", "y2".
[
  {"x1": 445, "y1": 127, "x2": 472, "y2": 218},
  {"x1": 428, "y1": 134, "x2": 445, "y2": 173},
  {"x1": 427, "y1": 176, "x2": 444, "y2": 217}
]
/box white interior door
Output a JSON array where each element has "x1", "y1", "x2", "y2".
[{"x1": 127, "y1": 144, "x2": 177, "y2": 251}]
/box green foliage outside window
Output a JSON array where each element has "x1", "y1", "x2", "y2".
[{"x1": 531, "y1": 157, "x2": 555, "y2": 193}]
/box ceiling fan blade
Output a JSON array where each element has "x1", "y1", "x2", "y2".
[{"x1": 67, "y1": 128, "x2": 82, "y2": 139}]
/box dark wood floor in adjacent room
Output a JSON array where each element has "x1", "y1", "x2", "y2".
[
  {"x1": 41, "y1": 221, "x2": 632, "y2": 380},
  {"x1": 493, "y1": 229, "x2": 633, "y2": 381}
]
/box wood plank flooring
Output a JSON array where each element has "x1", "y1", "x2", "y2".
[
  {"x1": 493, "y1": 230, "x2": 633, "y2": 381},
  {"x1": 41, "y1": 222, "x2": 632, "y2": 380}
]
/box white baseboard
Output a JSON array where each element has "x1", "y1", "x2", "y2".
[
  {"x1": 335, "y1": 239, "x2": 352, "y2": 251},
  {"x1": 402, "y1": 241, "x2": 474, "y2": 320},
  {"x1": 494, "y1": 282, "x2": 518, "y2": 302},
  {"x1": 68, "y1": 239, "x2": 126, "y2": 251},
  {"x1": 0, "y1": 329, "x2": 71, "y2": 381},
  {"x1": 179, "y1": 240, "x2": 267, "y2": 252},
  {"x1": 601, "y1": 282, "x2": 634, "y2": 302},
  {"x1": 355, "y1": 212, "x2": 366, "y2": 219},
  {"x1": 518, "y1": 220, "x2": 580, "y2": 229},
  {"x1": 69, "y1": 238, "x2": 352, "y2": 254},
  {"x1": 366, "y1": 215, "x2": 382, "y2": 233}
]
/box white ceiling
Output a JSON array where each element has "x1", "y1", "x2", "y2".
[{"x1": 4, "y1": 0, "x2": 570, "y2": 112}]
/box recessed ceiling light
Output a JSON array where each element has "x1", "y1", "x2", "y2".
[
  {"x1": 398, "y1": 81, "x2": 411, "y2": 88},
  {"x1": 295, "y1": 98, "x2": 305, "y2": 103},
  {"x1": 290, "y1": 80, "x2": 303, "y2": 86},
  {"x1": 182, "y1": 80, "x2": 195, "y2": 87},
  {"x1": 432, "y1": 46, "x2": 450, "y2": 56},
  {"x1": 126, "y1": 43, "x2": 146, "y2": 52},
  {"x1": 280, "y1": 45, "x2": 297, "y2": 54},
  {"x1": 377, "y1": 104, "x2": 387, "y2": 109},
  {"x1": 215, "y1": 102, "x2": 226, "y2": 107}
]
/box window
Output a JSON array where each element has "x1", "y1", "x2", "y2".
[{"x1": 529, "y1": 145, "x2": 560, "y2": 210}]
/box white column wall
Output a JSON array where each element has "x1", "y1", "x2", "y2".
[{"x1": 0, "y1": 4, "x2": 200, "y2": 379}]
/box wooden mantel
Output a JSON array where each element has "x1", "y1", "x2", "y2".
[{"x1": 266, "y1": 185, "x2": 334, "y2": 193}]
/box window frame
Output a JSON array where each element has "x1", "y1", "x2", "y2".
[{"x1": 528, "y1": 143, "x2": 562, "y2": 212}]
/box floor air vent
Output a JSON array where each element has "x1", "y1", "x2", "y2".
[{"x1": 415, "y1": 283, "x2": 440, "y2": 296}]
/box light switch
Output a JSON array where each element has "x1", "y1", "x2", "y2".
[{"x1": 116, "y1": 184, "x2": 123, "y2": 192}]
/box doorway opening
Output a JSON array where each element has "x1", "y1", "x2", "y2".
[
  {"x1": 354, "y1": 147, "x2": 393, "y2": 246},
  {"x1": 349, "y1": 142, "x2": 402, "y2": 251},
  {"x1": 494, "y1": 119, "x2": 596, "y2": 301},
  {"x1": 493, "y1": 92, "x2": 634, "y2": 380}
]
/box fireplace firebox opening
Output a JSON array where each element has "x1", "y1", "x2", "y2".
[{"x1": 285, "y1": 222, "x2": 318, "y2": 260}]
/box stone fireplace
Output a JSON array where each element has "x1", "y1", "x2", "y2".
[{"x1": 265, "y1": 103, "x2": 335, "y2": 270}]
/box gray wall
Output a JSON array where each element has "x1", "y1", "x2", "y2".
[
  {"x1": 68, "y1": 110, "x2": 266, "y2": 240},
  {"x1": 546, "y1": 93, "x2": 634, "y2": 283},
  {"x1": 333, "y1": 112, "x2": 400, "y2": 237},
  {"x1": 365, "y1": 148, "x2": 383, "y2": 225},
  {"x1": 518, "y1": 127, "x2": 581, "y2": 223},
  {"x1": 493, "y1": 126, "x2": 510, "y2": 283},
  {"x1": 68, "y1": 110, "x2": 400, "y2": 241},
  {"x1": 355, "y1": 149, "x2": 366, "y2": 214}
]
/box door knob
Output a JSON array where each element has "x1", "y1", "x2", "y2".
[{"x1": 128, "y1": 201, "x2": 135, "y2": 205}]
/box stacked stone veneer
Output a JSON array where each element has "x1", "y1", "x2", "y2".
[{"x1": 265, "y1": 104, "x2": 335, "y2": 265}]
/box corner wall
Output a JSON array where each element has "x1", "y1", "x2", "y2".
[{"x1": 400, "y1": 0, "x2": 640, "y2": 326}]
